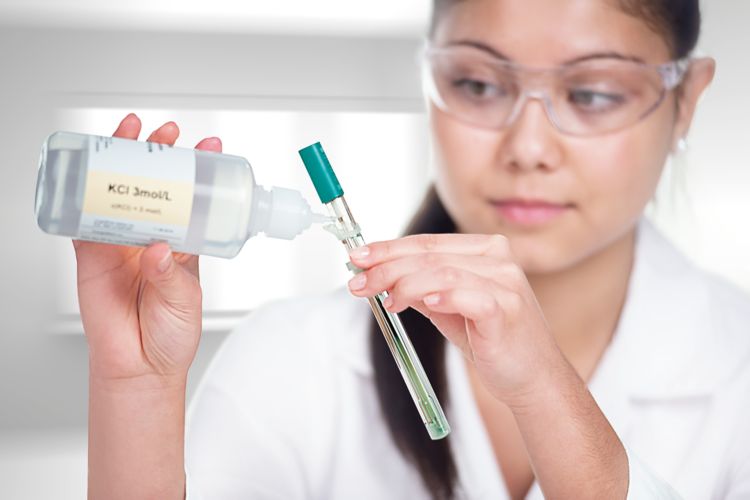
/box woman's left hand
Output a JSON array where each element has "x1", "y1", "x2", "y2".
[{"x1": 347, "y1": 233, "x2": 567, "y2": 408}]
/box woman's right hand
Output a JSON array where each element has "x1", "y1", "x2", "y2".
[{"x1": 75, "y1": 113, "x2": 222, "y2": 387}]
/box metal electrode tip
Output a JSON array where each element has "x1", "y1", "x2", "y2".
[{"x1": 298, "y1": 142, "x2": 344, "y2": 204}]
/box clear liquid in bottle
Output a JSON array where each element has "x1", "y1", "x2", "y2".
[{"x1": 35, "y1": 131, "x2": 322, "y2": 258}]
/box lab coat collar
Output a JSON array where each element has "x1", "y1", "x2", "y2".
[{"x1": 610, "y1": 218, "x2": 748, "y2": 400}]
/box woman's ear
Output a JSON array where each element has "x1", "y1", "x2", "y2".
[{"x1": 671, "y1": 57, "x2": 716, "y2": 150}]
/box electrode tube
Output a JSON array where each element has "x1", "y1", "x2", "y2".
[{"x1": 299, "y1": 142, "x2": 451, "y2": 440}]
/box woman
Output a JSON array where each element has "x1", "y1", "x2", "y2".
[{"x1": 79, "y1": 0, "x2": 750, "y2": 499}]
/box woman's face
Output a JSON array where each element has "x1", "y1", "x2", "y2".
[{"x1": 429, "y1": 0, "x2": 678, "y2": 275}]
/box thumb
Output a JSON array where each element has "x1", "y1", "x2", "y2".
[{"x1": 140, "y1": 242, "x2": 200, "y2": 310}]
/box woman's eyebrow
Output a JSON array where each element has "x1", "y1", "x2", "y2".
[
  {"x1": 564, "y1": 52, "x2": 646, "y2": 65},
  {"x1": 445, "y1": 39, "x2": 645, "y2": 65},
  {"x1": 447, "y1": 40, "x2": 512, "y2": 60}
]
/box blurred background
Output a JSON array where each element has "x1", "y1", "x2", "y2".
[{"x1": 0, "y1": 0, "x2": 748, "y2": 497}]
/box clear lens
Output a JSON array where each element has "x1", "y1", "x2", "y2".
[
  {"x1": 427, "y1": 51, "x2": 519, "y2": 129},
  {"x1": 424, "y1": 48, "x2": 676, "y2": 136},
  {"x1": 551, "y1": 59, "x2": 667, "y2": 135}
]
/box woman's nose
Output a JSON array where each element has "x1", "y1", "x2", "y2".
[{"x1": 498, "y1": 96, "x2": 563, "y2": 172}]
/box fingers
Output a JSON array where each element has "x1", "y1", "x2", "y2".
[
  {"x1": 113, "y1": 113, "x2": 142, "y2": 139},
  {"x1": 349, "y1": 233, "x2": 511, "y2": 268},
  {"x1": 146, "y1": 121, "x2": 180, "y2": 146},
  {"x1": 112, "y1": 113, "x2": 222, "y2": 154},
  {"x1": 112, "y1": 113, "x2": 178, "y2": 146},
  {"x1": 423, "y1": 287, "x2": 500, "y2": 325},
  {"x1": 409, "y1": 300, "x2": 474, "y2": 358},
  {"x1": 172, "y1": 252, "x2": 200, "y2": 279},
  {"x1": 378, "y1": 265, "x2": 497, "y2": 314},
  {"x1": 140, "y1": 242, "x2": 201, "y2": 311},
  {"x1": 195, "y1": 137, "x2": 222, "y2": 153},
  {"x1": 404, "y1": 283, "x2": 506, "y2": 361},
  {"x1": 348, "y1": 252, "x2": 519, "y2": 300},
  {"x1": 423, "y1": 288, "x2": 505, "y2": 356}
]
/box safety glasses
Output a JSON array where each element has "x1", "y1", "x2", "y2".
[{"x1": 421, "y1": 44, "x2": 691, "y2": 137}]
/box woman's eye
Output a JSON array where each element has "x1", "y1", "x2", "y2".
[
  {"x1": 568, "y1": 89, "x2": 626, "y2": 111},
  {"x1": 453, "y1": 79, "x2": 504, "y2": 99}
]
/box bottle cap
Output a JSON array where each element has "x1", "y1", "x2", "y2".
[
  {"x1": 264, "y1": 187, "x2": 314, "y2": 240},
  {"x1": 298, "y1": 142, "x2": 343, "y2": 204}
]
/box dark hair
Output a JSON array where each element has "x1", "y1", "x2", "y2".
[
  {"x1": 616, "y1": 0, "x2": 701, "y2": 58},
  {"x1": 371, "y1": 2, "x2": 703, "y2": 498},
  {"x1": 429, "y1": 0, "x2": 701, "y2": 58}
]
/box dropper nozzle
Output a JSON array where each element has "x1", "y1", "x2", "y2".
[{"x1": 312, "y1": 213, "x2": 336, "y2": 224}]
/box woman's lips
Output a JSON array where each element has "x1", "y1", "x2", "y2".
[{"x1": 490, "y1": 199, "x2": 572, "y2": 225}]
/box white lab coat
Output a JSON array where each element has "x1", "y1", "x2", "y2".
[{"x1": 185, "y1": 220, "x2": 750, "y2": 499}]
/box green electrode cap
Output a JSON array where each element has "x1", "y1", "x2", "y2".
[{"x1": 298, "y1": 142, "x2": 343, "y2": 204}]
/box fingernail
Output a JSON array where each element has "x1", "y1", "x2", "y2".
[
  {"x1": 349, "y1": 246, "x2": 370, "y2": 260},
  {"x1": 423, "y1": 293, "x2": 440, "y2": 306},
  {"x1": 383, "y1": 296, "x2": 393, "y2": 309},
  {"x1": 158, "y1": 250, "x2": 172, "y2": 273},
  {"x1": 348, "y1": 273, "x2": 367, "y2": 291}
]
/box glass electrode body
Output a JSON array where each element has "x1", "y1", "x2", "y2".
[
  {"x1": 35, "y1": 131, "x2": 326, "y2": 258},
  {"x1": 299, "y1": 142, "x2": 451, "y2": 440}
]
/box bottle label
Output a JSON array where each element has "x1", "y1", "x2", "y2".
[{"x1": 79, "y1": 136, "x2": 196, "y2": 246}]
